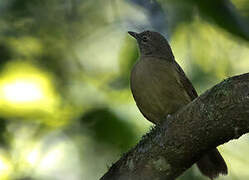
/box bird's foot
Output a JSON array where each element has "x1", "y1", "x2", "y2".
[
  {"x1": 167, "y1": 114, "x2": 172, "y2": 119},
  {"x1": 161, "y1": 114, "x2": 172, "y2": 130}
]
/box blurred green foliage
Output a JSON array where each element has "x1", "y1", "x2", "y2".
[
  {"x1": 80, "y1": 108, "x2": 137, "y2": 151},
  {"x1": 0, "y1": 0, "x2": 248, "y2": 180}
]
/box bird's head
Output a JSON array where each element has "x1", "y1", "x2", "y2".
[{"x1": 128, "y1": 30, "x2": 174, "y2": 60}]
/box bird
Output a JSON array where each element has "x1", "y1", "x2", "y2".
[{"x1": 128, "y1": 30, "x2": 227, "y2": 179}]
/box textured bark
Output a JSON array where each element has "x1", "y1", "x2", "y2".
[{"x1": 100, "y1": 73, "x2": 249, "y2": 180}]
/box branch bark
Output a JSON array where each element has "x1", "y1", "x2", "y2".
[{"x1": 100, "y1": 73, "x2": 249, "y2": 180}]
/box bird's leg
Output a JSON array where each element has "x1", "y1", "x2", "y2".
[
  {"x1": 161, "y1": 114, "x2": 172, "y2": 130},
  {"x1": 167, "y1": 114, "x2": 172, "y2": 120}
]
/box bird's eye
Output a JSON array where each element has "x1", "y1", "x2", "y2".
[{"x1": 141, "y1": 36, "x2": 148, "y2": 42}]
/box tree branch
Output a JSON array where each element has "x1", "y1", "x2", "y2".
[{"x1": 100, "y1": 73, "x2": 249, "y2": 180}]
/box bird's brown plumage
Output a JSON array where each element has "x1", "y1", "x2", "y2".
[
  {"x1": 131, "y1": 57, "x2": 191, "y2": 124},
  {"x1": 129, "y1": 30, "x2": 227, "y2": 179}
]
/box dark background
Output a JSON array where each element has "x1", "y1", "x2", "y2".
[{"x1": 0, "y1": 0, "x2": 248, "y2": 179}]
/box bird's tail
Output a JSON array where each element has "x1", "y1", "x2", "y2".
[{"x1": 196, "y1": 148, "x2": 227, "y2": 179}]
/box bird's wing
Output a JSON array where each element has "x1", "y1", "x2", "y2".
[{"x1": 174, "y1": 60, "x2": 198, "y2": 100}]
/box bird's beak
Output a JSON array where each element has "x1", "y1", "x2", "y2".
[{"x1": 128, "y1": 31, "x2": 139, "y2": 39}]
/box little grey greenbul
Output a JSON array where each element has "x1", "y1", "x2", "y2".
[{"x1": 129, "y1": 30, "x2": 227, "y2": 179}]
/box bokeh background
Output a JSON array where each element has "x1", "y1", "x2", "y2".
[{"x1": 0, "y1": 0, "x2": 249, "y2": 179}]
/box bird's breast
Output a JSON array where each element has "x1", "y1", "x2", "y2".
[{"x1": 130, "y1": 58, "x2": 191, "y2": 124}]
